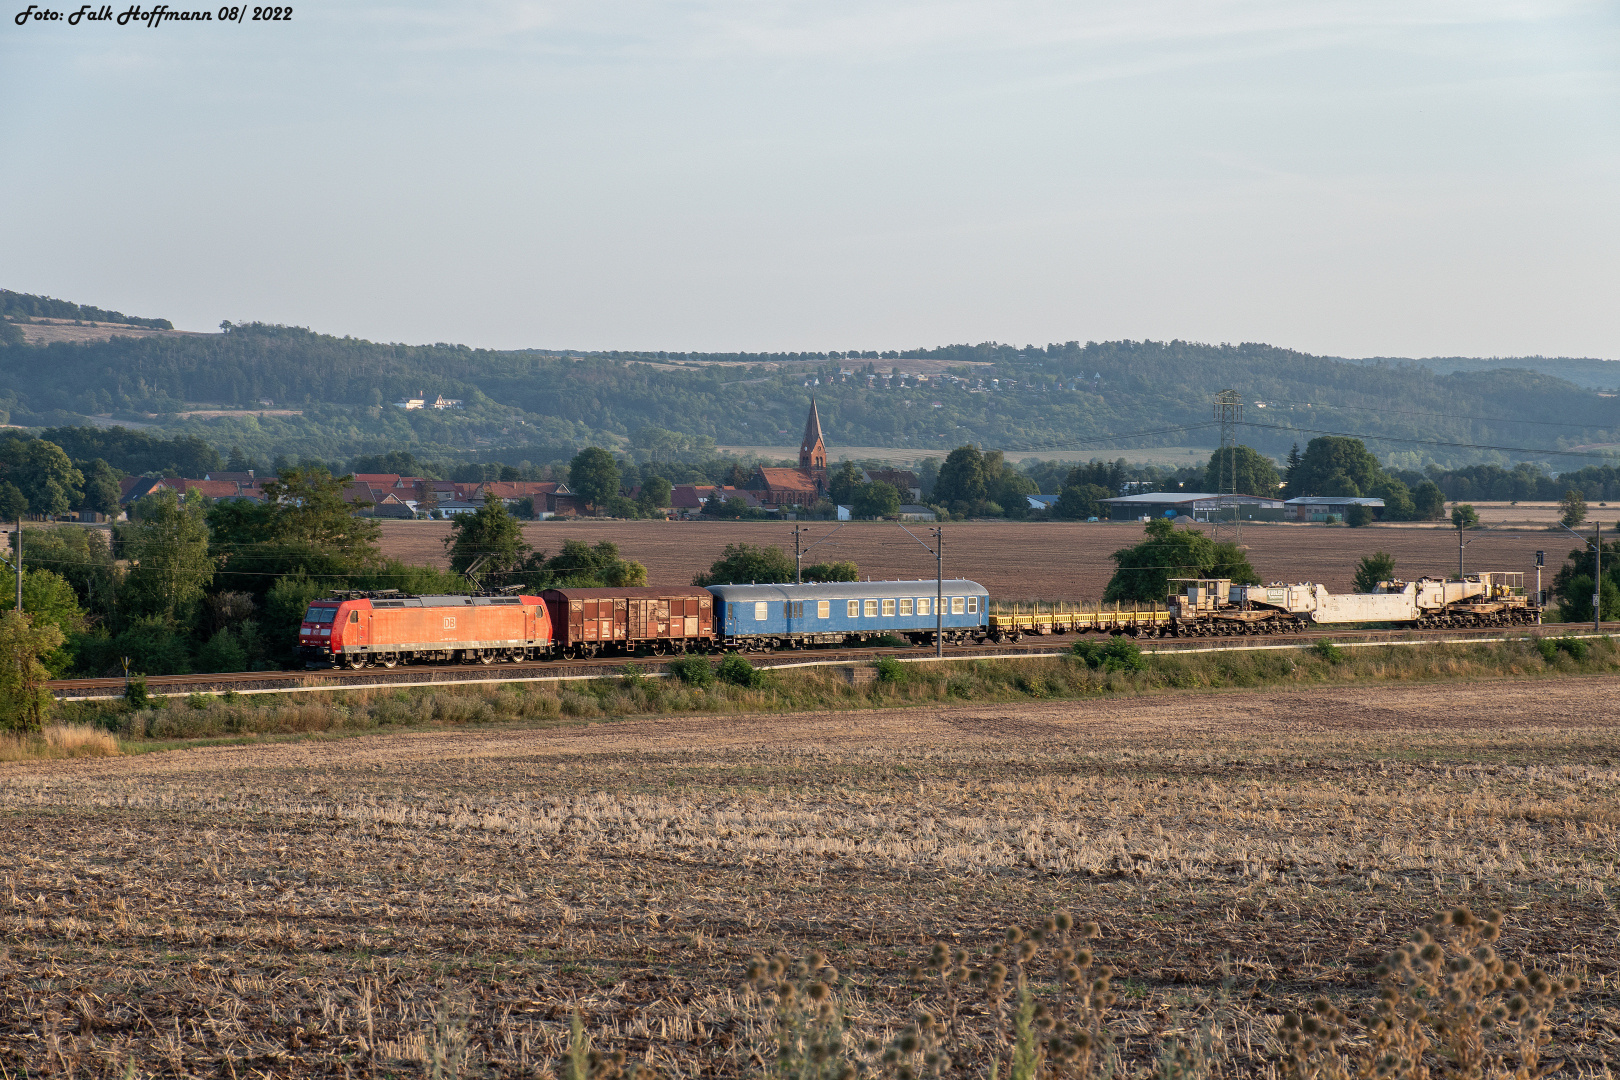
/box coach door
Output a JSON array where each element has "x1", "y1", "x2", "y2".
[
  {"x1": 628, "y1": 599, "x2": 650, "y2": 640},
  {"x1": 612, "y1": 598, "x2": 628, "y2": 640},
  {"x1": 654, "y1": 599, "x2": 670, "y2": 638},
  {"x1": 697, "y1": 595, "x2": 711, "y2": 636}
]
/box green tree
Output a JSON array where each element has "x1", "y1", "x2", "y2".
[
  {"x1": 692, "y1": 542, "x2": 796, "y2": 586},
  {"x1": 79, "y1": 458, "x2": 123, "y2": 516},
  {"x1": 933, "y1": 445, "x2": 987, "y2": 511},
  {"x1": 540, "y1": 539, "x2": 646, "y2": 587},
  {"x1": 1451, "y1": 504, "x2": 1479, "y2": 531},
  {"x1": 852, "y1": 481, "x2": 901, "y2": 519},
  {"x1": 17, "y1": 568, "x2": 85, "y2": 676},
  {"x1": 1369, "y1": 477, "x2": 1416, "y2": 521},
  {"x1": 1558, "y1": 574, "x2": 1620, "y2": 624},
  {"x1": 636, "y1": 476, "x2": 673, "y2": 515},
  {"x1": 1103, "y1": 518, "x2": 1259, "y2": 603},
  {"x1": 111, "y1": 614, "x2": 193, "y2": 676},
  {"x1": 445, "y1": 493, "x2": 537, "y2": 584},
  {"x1": 1052, "y1": 483, "x2": 1111, "y2": 520},
  {"x1": 1549, "y1": 533, "x2": 1620, "y2": 613},
  {"x1": 1560, "y1": 489, "x2": 1587, "y2": 529},
  {"x1": 1352, "y1": 551, "x2": 1396, "y2": 593},
  {"x1": 196, "y1": 629, "x2": 248, "y2": 673},
  {"x1": 1412, "y1": 480, "x2": 1446, "y2": 521},
  {"x1": 989, "y1": 455, "x2": 1039, "y2": 518},
  {"x1": 1345, "y1": 503, "x2": 1374, "y2": 527},
  {"x1": 568, "y1": 447, "x2": 621, "y2": 514},
  {"x1": 828, "y1": 461, "x2": 862, "y2": 506},
  {"x1": 259, "y1": 467, "x2": 381, "y2": 565},
  {"x1": 1283, "y1": 436, "x2": 1383, "y2": 498},
  {"x1": 801, "y1": 560, "x2": 858, "y2": 583},
  {"x1": 1321, "y1": 471, "x2": 1362, "y2": 498},
  {"x1": 4, "y1": 439, "x2": 84, "y2": 518},
  {"x1": 0, "y1": 610, "x2": 65, "y2": 732},
  {"x1": 0, "y1": 481, "x2": 26, "y2": 521},
  {"x1": 14, "y1": 524, "x2": 118, "y2": 622},
  {"x1": 1202, "y1": 446, "x2": 1281, "y2": 497},
  {"x1": 123, "y1": 488, "x2": 216, "y2": 622}
]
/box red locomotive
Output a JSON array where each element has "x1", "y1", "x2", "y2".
[
  {"x1": 298, "y1": 593, "x2": 553, "y2": 668},
  {"x1": 298, "y1": 586, "x2": 718, "y2": 667}
]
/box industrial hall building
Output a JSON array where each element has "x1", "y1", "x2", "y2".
[{"x1": 744, "y1": 399, "x2": 831, "y2": 508}]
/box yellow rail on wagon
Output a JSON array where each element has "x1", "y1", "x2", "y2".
[{"x1": 987, "y1": 601, "x2": 1172, "y2": 642}]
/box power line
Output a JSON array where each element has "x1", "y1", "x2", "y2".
[
  {"x1": 1254, "y1": 397, "x2": 1612, "y2": 431},
  {"x1": 1241, "y1": 420, "x2": 1620, "y2": 461}
]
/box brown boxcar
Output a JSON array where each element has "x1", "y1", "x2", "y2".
[
  {"x1": 299, "y1": 594, "x2": 552, "y2": 668},
  {"x1": 541, "y1": 587, "x2": 715, "y2": 658}
]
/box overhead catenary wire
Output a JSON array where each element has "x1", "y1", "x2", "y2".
[{"x1": 1239, "y1": 420, "x2": 1620, "y2": 461}]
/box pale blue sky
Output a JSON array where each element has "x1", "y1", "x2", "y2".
[{"x1": 3, "y1": 1, "x2": 1616, "y2": 357}]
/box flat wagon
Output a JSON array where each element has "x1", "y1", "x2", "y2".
[
  {"x1": 541, "y1": 586, "x2": 716, "y2": 658},
  {"x1": 298, "y1": 593, "x2": 552, "y2": 668}
]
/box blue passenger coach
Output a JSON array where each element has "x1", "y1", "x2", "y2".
[{"x1": 707, "y1": 580, "x2": 989, "y2": 649}]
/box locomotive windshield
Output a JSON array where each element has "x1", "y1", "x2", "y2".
[{"x1": 303, "y1": 606, "x2": 338, "y2": 624}]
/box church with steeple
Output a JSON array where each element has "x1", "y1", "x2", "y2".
[{"x1": 743, "y1": 398, "x2": 830, "y2": 507}]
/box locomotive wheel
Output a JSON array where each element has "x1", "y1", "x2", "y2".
[
  {"x1": 478, "y1": 651, "x2": 495, "y2": 665},
  {"x1": 381, "y1": 655, "x2": 397, "y2": 669}
]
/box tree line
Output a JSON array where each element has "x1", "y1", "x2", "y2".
[{"x1": 5, "y1": 316, "x2": 1618, "y2": 469}]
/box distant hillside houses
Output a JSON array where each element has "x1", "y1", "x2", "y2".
[{"x1": 393, "y1": 392, "x2": 463, "y2": 410}]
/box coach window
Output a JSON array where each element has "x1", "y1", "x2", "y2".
[
  {"x1": 951, "y1": 596, "x2": 965, "y2": 614},
  {"x1": 899, "y1": 598, "x2": 913, "y2": 616},
  {"x1": 864, "y1": 599, "x2": 879, "y2": 617},
  {"x1": 755, "y1": 602, "x2": 769, "y2": 621},
  {"x1": 847, "y1": 600, "x2": 859, "y2": 617},
  {"x1": 882, "y1": 598, "x2": 896, "y2": 616},
  {"x1": 818, "y1": 600, "x2": 830, "y2": 619},
  {"x1": 967, "y1": 596, "x2": 978, "y2": 614},
  {"x1": 917, "y1": 597, "x2": 930, "y2": 616}
]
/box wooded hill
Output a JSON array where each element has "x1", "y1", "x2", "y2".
[{"x1": 2, "y1": 292, "x2": 1616, "y2": 471}]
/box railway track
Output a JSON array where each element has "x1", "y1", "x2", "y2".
[{"x1": 47, "y1": 621, "x2": 1620, "y2": 700}]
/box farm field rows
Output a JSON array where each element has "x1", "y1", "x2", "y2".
[
  {"x1": 3, "y1": 679, "x2": 1618, "y2": 1075},
  {"x1": 379, "y1": 518, "x2": 1579, "y2": 600}
]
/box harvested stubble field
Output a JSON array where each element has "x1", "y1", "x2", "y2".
[
  {"x1": 381, "y1": 519, "x2": 1578, "y2": 600},
  {"x1": 4, "y1": 678, "x2": 1620, "y2": 1077}
]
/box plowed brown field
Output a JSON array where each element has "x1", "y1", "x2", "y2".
[
  {"x1": 380, "y1": 518, "x2": 1575, "y2": 599},
  {"x1": 4, "y1": 681, "x2": 1617, "y2": 1076}
]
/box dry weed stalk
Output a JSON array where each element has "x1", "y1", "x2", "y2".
[{"x1": 1280, "y1": 906, "x2": 1579, "y2": 1080}]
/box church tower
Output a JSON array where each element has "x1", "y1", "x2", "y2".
[{"x1": 800, "y1": 398, "x2": 828, "y2": 493}]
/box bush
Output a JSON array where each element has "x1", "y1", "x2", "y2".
[
  {"x1": 124, "y1": 674, "x2": 149, "y2": 709},
  {"x1": 873, "y1": 633, "x2": 911, "y2": 648},
  {"x1": 1345, "y1": 503, "x2": 1374, "y2": 527},
  {"x1": 1558, "y1": 636, "x2": 1589, "y2": 661},
  {"x1": 716, "y1": 653, "x2": 764, "y2": 689},
  {"x1": 196, "y1": 629, "x2": 247, "y2": 673},
  {"x1": 667, "y1": 655, "x2": 715, "y2": 687},
  {"x1": 1311, "y1": 639, "x2": 1346, "y2": 664},
  {"x1": 874, "y1": 656, "x2": 907, "y2": 683},
  {"x1": 1072, "y1": 635, "x2": 1147, "y2": 673}
]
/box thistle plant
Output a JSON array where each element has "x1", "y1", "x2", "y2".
[
  {"x1": 746, "y1": 949, "x2": 854, "y2": 1080},
  {"x1": 1279, "y1": 906, "x2": 1580, "y2": 1080},
  {"x1": 917, "y1": 912, "x2": 1115, "y2": 1080}
]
